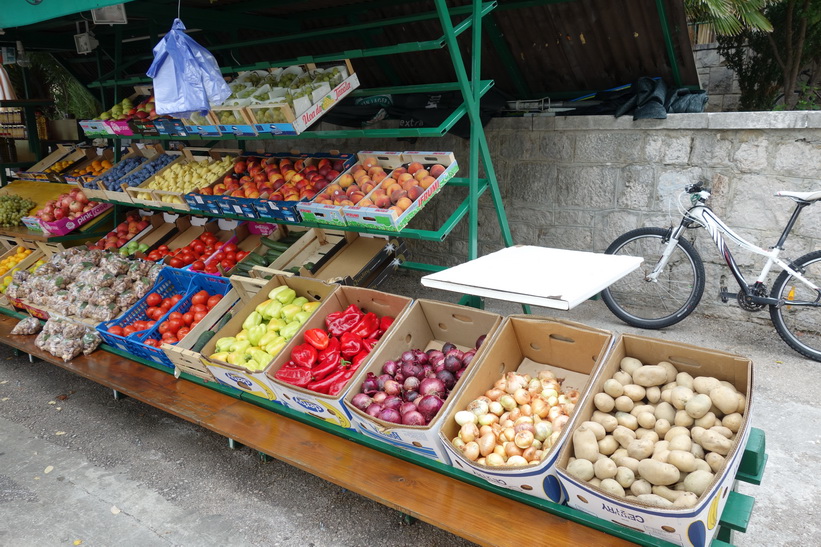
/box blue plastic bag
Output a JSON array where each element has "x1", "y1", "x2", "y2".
[{"x1": 146, "y1": 18, "x2": 231, "y2": 118}]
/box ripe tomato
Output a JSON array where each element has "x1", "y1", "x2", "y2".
[
  {"x1": 146, "y1": 293, "x2": 162, "y2": 307},
  {"x1": 132, "y1": 321, "x2": 146, "y2": 331},
  {"x1": 205, "y1": 263, "x2": 218, "y2": 274},
  {"x1": 123, "y1": 325, "x2": 137, "y2": 336},
  {"x1": 167, "y1": 318, "x2": 183, "y2": 334},
  {"x1": 177, "y1": 326, "x2": 191, "y2": 339},
  {"x1": 160, "y1": 298, "x2": 174, "y2": 310},
  {"x1": 191, "y1": 260, "x2": 205, "y2": 271},
  {"x1": 147, "y1": 251, "x2": 161, "y2": 261},
  {"x1": 146, "y1": 307, "x2": 161, "y2": 320},
  {"x1": 201, "y1": 233, "x2": 217, "y2": 245},
  {"x1": 191, "y1": 303, "x2": 207, "y2": 314},
  {"x1": 171, "y1": 294, "x2": 183, "y2": 304},
  {"x1": 182, "y1": 312, "x2": 195, "y2": 325},
  {"x1": 207, "y1": 294, "x2": 222, "y2": 309},
  {"x1": 181, "y1": 252, "x2": 196, "y2": 266},
  {"x1": 169, "y1": 257, "x2": 184, "y2": 269},
  {"x1": 158, "y1": 322, "x2": 170, "y2": 334},
  {"x1": 157, "y1": 245, "x2": 169, "y2": 252},
  {"x1": 144, "y1": 338, "x2": 160, "y2": 347},
  {"x1": 236, "y1": 251, "x2": 249, "y2": 261},
  {"x1": 223, "y1": 242, "x2": 238, "y2": 253},
  {"x1": 161, "y1": 332, "x2": 178, "y2": 344},
  {"x1": 191, "y1": 290, "x2": 209, "y2": 306},
  {"x1": 212, "y1": 251, "x2": 225, "y2": 262},
  {"x1": 224, "y1": 251, "x2": 236, "y2": 263},
  {"x1": 168, "y1": 311, "x2": 183, "y2": 322},
  {"x1": 108, "y1": 325, "x2": 124, "y2": 336},
  {"x1": 192, "y1": 242, "x2": 205, "y2": 255},
  {"x1": 194, "y1": 311, "x2": 208, "y2": 323},
  {"x1": 220, "y1": 259, "x2": 235, "y2": 271},
  {"x1": 146, "y1": 321, "x2": 156, "y2": 328}
]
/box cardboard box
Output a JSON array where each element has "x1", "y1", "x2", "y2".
[
  {"x1": 213, "y1": 106, "x2": 258, "y2": 137},
  {"x1": 343, "y1": 152, "x2": 459, "y2": 232},
  {"x1": 179, "y1": 111, "x2": 222, "y2": 137},
  {"x1": 61, "y1": 148, "x2": 115, "y2": 185},
  {"x1": 201, "y1": 274, "x2": 338, "y2": 399},
  {"x1": 38, "y1": 201, "x2": 113, "y2": 237},
  {"x1": 79, "y1": 120, "x2": 113, "y2": 138},
  {"x1": 88, "y1": 143, "x2": 168, "y2": 203},
  {"x1": 17, "y1": 144, "x2": 77, "y2": 181},
  {"x1": 266, "y1": 285, "x2": 412, "y2": 429},
  {"x1": 438, "y1": 315, "x2": 613, "y2": 502},
  {"x1": 344, "y1": 299, "x2": 502, "y2": 462},
  {"x1": 298, "y1": 151, "x2": 405, "y2": 227},
  {"x1": 555, "y1": 334, "x2": 752, "y2": 547}
]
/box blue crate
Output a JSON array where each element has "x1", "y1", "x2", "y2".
[
  {"x1": 254, "y1": 198, "x2": 303, "y2": 222},
  {"x1": 128, "y1": 272, "x2": 232, "y2": 369},
  {"x1": 96, "y1": 267, "x2": 196, "y2": 353}
]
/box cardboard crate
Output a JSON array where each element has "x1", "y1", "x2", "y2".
[
  {"x1": 38, "y1": 201, "x2": 113, "y2": 237},
  {"x1": 78, "y1": 120, "x2": 113, "y2": 138},
  {"x1": 343, "y1": 299, "x2": 502, "y2": 462},
  {"x1": 266, "y1": 285, "x2": 412, "y2": 429},
  {"x1": 343, "y1": 152, "x2": 459, "y2": 232},
  {"x1": 17, "y1": 144, "x2": 77, "y2": 181},
  {"x1": 298, "y1": 151, "x2": 405, "y2": 227},
  {"x1": 128, "y1": 118, "x2": 161, "y2": 137},
  {"x1": 179, "y1": 111, "x2": 222, "y2": 137},
  {"x1": 131, "y1": 212, "x2": 192, "y2": 256},
  {"x1": 555, "y1": 334, "x2": 752, "y2": 547},
  {"x1": 61, "y1": 148, "x2": 116, "y2": 185},
  {"x1": 212, "y1": 105, "x2": 258, "y2": 137},
  {"x1": 201, "y1": 274, "x2": 338, "y2": 400},
  {"x1": 438, "y1": 315, "x2": 614, "y2": 503},
  {"x1": 88, "y1": 144, "x2": 167, "y2": 203},
  {"x1": 160, "y1": 217, "x2": 235, "y2": 262},
  {"x1": 0, "y1": 241, "x2": 43, "y2": 279}
]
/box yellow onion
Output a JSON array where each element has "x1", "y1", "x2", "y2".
[
  {"x1": 566, "y1": 389, "x2": 580, "y2": 404},
  {"x1": 502, "y1": 427, "x2": 516, "y2": 443},
  {"x1": 504, "y1": 442, "x2": 523, "y2": 458},
  {"x1": 488, "y1": 401, "x2": 504, "y2": 416},
  {"x1": 499, "y1": 394, "x2": 517, "y2": 411},
  {"x1": 459, "y1": 422, "x2": 480, "y2": 443},
  {"x1": 467, "y1": 398, "x2": 489, "y2": 416},
  {"x1": 493, "y1": 444, "x2": 507, "y2": 458},
  {"x1": 508, "y1": 408, "x2": 522, "y2": 422},
  {"x1": 507, "y1": 455, "x2": 528, "y2": 466},
  {"x1": 514, "y1": 422, "x2": 535, "y2": 436},
  {"x1": 534, "y1": 421, "x2": 553, "y2": 442},
  {"x1": 455, "y1": 410, "x2": 478, "y2": 426},
  {"x1": 479, "y1": 424, "x2": 494, "y2": 437},
  {"x1": 519, "y1": 403, "x2": 532, "y2": 417},
  {"x1": 478, "y1": 432, "x2": 496, "y2": 457},
  {"x1": 452, "y1": 437, "x2": 466, "y2": 451},
  {"x1": 538, "y1": 370, "x2": 557, "y2": 382},
  {"x1": 477, "y1": 457, "x2": 486, "y2": 465},
  {"x1": 462, "y1": 441, "x2": 480, "y2": 461},
  {"x1": 522, "y1": 446, "x2": 537, "y2": 461},
  {"x1": 514, "y1": 430, "x2": 535, "y2": 449},
  {"x1": 486, "y1": 453, "x2": 506, "y2": 466},
  {"x1": 478, "y1": 413, "x2": 498, "y2": 427},
  {"x1": 527, "y1": 378, "x2": 542, "y2": 395},
  {"x1": 541, "y1": 387, "x2": 559, "y2": 400},
  {"x1": 551, "y1": 414, "x2": 569, "y2": 431},
  {"x1": 548, "y1": 405, "x2": 564, "y2": 422},
  {"x1": 493, "y1": 378, "x2": 507, "y2": 391},
  {"x1": 513, "y1": 388, "x2": 531, "y2": 405},
  {"x1": 485, "y1": 388, "x2": 504, "y2": 401},
  {"x1": 500, "y1": 418, "x2": 514, "y2": 429},
  {"x1": 531, "y1": 397, "x2": 549, "y2": 418}
]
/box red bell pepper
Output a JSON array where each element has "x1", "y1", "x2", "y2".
[
  {"x1": 340, "y1": 331, "x2": 363, "y2": 359},
  {"x1": 306, "y1": 367, "x2": 348, "y2": 394},
  {"x1": 361, "y1": 337, "x2": 379, "y2": 353},
  {"x1": 303, "y1": 328, "x2": 330, "y2": 350},
  {"x1": 291, "y1": 343, "x2": 318, "y2": 368},
  {"x1": 350, "y1": 350, "x2": 370, "y2": 371},
  {"x1": 319, "y1": 336, "x2": 340, "y2": 360},
  {"x1": 379, "y1": 316, "x2": 394, "y2": 334},
  {"x1": 325, "y1": 304, "x2": 364, "y2": 337},
  {"x1": 328, "y1": 368, "x2": 357, "y2": 396},
  {"x1": 311, "y1": 351, "x2": 345, "y2": 381},
  {"x1": 274, "y1": 365, "x2": 312, "y2": 387},
  {"x1": 349, "y1": 312, "x2": 379, "y2": 339}
]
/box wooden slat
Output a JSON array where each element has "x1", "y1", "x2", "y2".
[{"x1": 0, "y1": 314, "x2": 636, "y2": 547}]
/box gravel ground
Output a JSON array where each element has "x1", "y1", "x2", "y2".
[{"x1": 1, "y1": 268, "x2": 820, "y2": 546}]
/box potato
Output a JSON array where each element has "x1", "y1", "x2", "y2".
[
  {"x1": 627, "y1": 437, "x2": 655, "y2": 460},
  {"x1": 657, "y1": 361, "x2": 679, "y2": 383},
  {"x1": 722, "y1": 412, "x2": 743, "y2": 433},
  {"x1": 664, "y1": 426, "x2": 691, "y2": 442},
  {"x1": 612, "y1": 425, "x2": 637, "y2": 448},
  {"x1": 673, "y1": 492, "x2": 699, "y2": 508},
  {"x1": 710, "y1": 385, "x2": 740, "y2": 415},
  {"x1": 614, "y1": 395, "x2": 635, "y2": 413},
  {"x1": 711, "y1": 425, "x2": 734, "y2": 439},
  {"x1": 588, "y1": 477, "x2": 602, "y2": 488},
  {"x1": 675, "y1": 371, "x2": 694, "y2": 389},
  {"x1": 613, "y1": 370, "x2": 632, "y2": 386},
  {"x1": 736, "y1": 393, "x2": 746, "y2": 413},
  {"x1": 652, "y1": 485, "x2": 684, "y2": 502},
  {"x1": 683, "y1": 469, "x2": 714, "y2": 496},
  {"x1": 615, "y1": 466, "x2": 635, "y2": 488},
  {"x1": 591, "y1": 411, "x2": 619, "y2": 432},
  {"x1": 652, "y1": 449, "x2": 670, "y2": 463},
  {"x1": 668, "y1": 449, "x2": 698, "y2": 472},
  {"x1": 594, "y1": 457, "x2": 618, "y2": 480},
  {"x1": 674, "y1": 409, "x2": 695, "y2": 427},
  {"x1": 603, "y1": 378, "x2": 624, "y2": 398},
  {"x1": 690, "y1": 426, "x2": 706, "y2": 444},
  {"x1": 567, "y1": 458, "x2": 595, "y2": 481},
  {"x1": 630, "y1": 403, "x2": 655, "y2": 417},
  {"x1": 654, "y1": 418, "x2": 672, "y2": 437},
  {"x1": 694, "y1": 459, "x2": 712, "y2": 473},
  {"x1": 668, "y1": 435, "x2": 692, "y2": 452},
  {"x1": 700, "y1": 429, "x2": 733, "y2": 455},
  {"x1": 637, "y1": 459, "x2": 681, "y2": 486},
  {"x1": 613, "y1": 455, "x2": 639, "y2": 474},
  {"x1": 705, "y1": 452, "x2": 725, "y2": 473},
  {"x1": 615, "y1": 411, "x2": 638, "y2": 430},
  {"x1": 636, "y1": 493, "x2": 674, "y2": 508},
  {"x1": 694, "y1": 412, "x2": 718, "y2": 429},
  {"x1": 685, "y1": 393, "x2": 713, "y2": 419},
  {"x1": 593, "y1": 392, "x2": 616, "y2": 413},
  {"x1": 669, "y1": 386, "x2": 694, "y2": 410},
  {"x1": 630, "y1": 478, "x2": 652, "y2": 496},
  {"x1": 620, "y1": 356, "x2": 644, "y2": 375},
  {"x1": 632, "y1": 365, "x2": 669, "y2": 387},
  {"x1": 660, "y1": 389, "x2": 672, "y2": 404},
  {"x1": 598, "y1": 435, "x2": 619, "y2": 455},
  {"x1": 573, "y1": 424, "x2": 601, "y2": 462},
  {"x1": 693, "y1": 376, "x2": 721, "y2": 395},
  {"x1": 599, "y1": 478, "x2": 626, "y2": 497},
  {"x1": 645, "y1": 386, "x2": 661, "y2": 404},
  {"x1": 635, "y1": 429, "x2": 659, "y2": 444},
  {"x1": 690, "y1": 442, "x2": 705, "y2": 460},
  {"x1": 623, "y1": 384, "x2": 647, "y2": 402},
  {"x1": 652, "y1": 440, "x2": 670, "y2": 455},
  {"x1": 581, "y1": 420, "x2": 606, "y2": 441},
  {"x1": 654, "y1": 402, "x2": 676, "y2": 424}
]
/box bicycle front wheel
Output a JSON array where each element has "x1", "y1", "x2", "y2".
[
  {"x1": 770, "y1": 250, "x2": 821, "y2": 362},
  {"x1": 601, "y1": 227, "x2": 705, "y2": 329}
]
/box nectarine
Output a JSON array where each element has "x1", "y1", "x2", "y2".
[{"x1": 429, "y1": 164, "x2": 446, "y2": 178}]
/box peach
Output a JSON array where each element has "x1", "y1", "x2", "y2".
[
  {"x1": 361, "y1": 157, "x2": 379, "y2": 170},
  {"x1": 357, "y1": 198, "x2": 375, "y2": 207},
  {"x1": 418, "y1": 175, "x2": 436, "y2": 189},
  {"x1": 246, "y1": 190, "x2": 260, "y2": 199},
  {"x1": 383, "y1": 182, "x2": 401, "y2": 197},
  {"x1": 429, "y1": 164, "x2": 446, "y2": 178},
  {"x1": 374, "y1": 194, "x2": 391, "y2": 209},
  {"x1": 339, "y1": 199, "x2": 354, "y2": 206},
  {"x1": 401, "y1": 178, "x2": 418, "y2": 192},
  {"x1": 338, "y1": 173, "x2": 355, "y2": 188},
  {"x1": 317, "y1": 158, "x2": 331, "y2": 169},
  {"x1": 368, "y1": 165, "x2": 385, "y2": 177},
  {"x1": 345, "y1": 184, "x2": 361, "y2": 197},
  {"x1": 408, "y1": 185, "x2": 424, "y2": 201},
  {"x1": 351, "y1": 164, "x2": 365, "y2": 174},
  {"x1": 407, "y1": 161, "x2": 424, "y2": 175},
  {"x1": 325, "y1": 169, "x2": 340, "y2": 180},
  {"x1": 396, "y1": 172, "x2": 414, "y2": 185},
  {"x1": 413, "y1": 169, "x2": 429, "y2": 181},
  {"x1": 361, "y1": 181, "x2": 375, "y2": 194},
  {"x1": 326, "y1": 183, "x2": 342, "y2": 195},
  {"x1": 283, "y1": 169, "x2": 298, "y2": 182},
  {"x1": 395, "y1": 197, "x2": 413, "y2": 211},
  {"x1": 390, "y1": 188, "x2": 408, "y2": 203},
  {"x1": 392, "y1": 167, "x2": 407, "y2": 178},
  {"x1": 371, "y1": 170, "x2": 388, "y2": 183},
  {"x1": 388, "y1": 205, "x2": 404, "y2": 216},
  {"x1": 348, "y1": 191, "x2": 365, "y2": 203},
  {"x1": 353, "y1": 170, "x2": 369, "y2": 183}
]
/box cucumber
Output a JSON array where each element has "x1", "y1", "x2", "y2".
[
  {"x1": 191, "y1": 330, "x2": 215, "y2": 353},
  {"x1": 244, "y1": 253, "x2": 267, "y2": 266},
  {"x1": 263, "y1": 250, "x2": 283, "y2": 262},
  {"x1": 260, "y1": 237, "x2": 291, "y2": 251},
  {"x1": 303, "y1": 261, "x2": 316, "y2": 271}
]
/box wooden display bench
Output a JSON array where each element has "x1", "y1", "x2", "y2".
[{"x1": 0, "y1": 309, "x2": 765, "y2": 547}]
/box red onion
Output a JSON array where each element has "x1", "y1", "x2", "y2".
[
  {"x1": 446, "y1": 348, "x2": 464, "y2": 361},
  {"x1": 381, "y1": 360, "x2": 398, "y2": 376},
  {"x1": 416, "y1": 395, "x2": 444, "y2": 421},
  {"x1": 372, "y1": 391, "x2": 387, "y2": 404},
  {"x1": 378, "y1": 408, "x2": 402, "y2": 424},
  {"x1": 401, "y1": 350, "x2": 415, "y2": 363},
  {"x1": 419, "y1": 377, "x2": 446, "y2": 398},
  {"x1": 352, "y1": 393, "x2": 372, "y2": 411},
  {"x1": 383, "y1": 395, "x2": 403, "y2": 410},
  {"x1": 442, "y1": 342, "x2": 457, "y2": 354},
  {"x1": 475, "y1": 334, "x2": 487, "y2": 348},
  {"x1": 361, "y1": 373, "x2": 379, "y2": 395},
  {"x1": 376, "y1": 373, "x2": 392, "y2": 391},
  {"x1": 426, "y1": 349, "x2": 444, "y2": 361},
  {"x1": 444, "y1": 355, "x2": 462, "y2": 373},
  {"x1": 366, "y1": 403, "x2": 383, "y2": 417},
  {"x1": 462, "y1": 350, "x2": 476, "y2": 367},
  {"x1": 412, "y1": 349, "x2": 428, "y2": 364},
  {"x1": 383, "y1": 379, "x2": 401, "y2": 396},
  {"x1": 404, "y1": 390, "x2": 419, "y2": 402},
  {"x1": 403, "y1": 376, "x2": 420, "y2": 392},
  {"x1": 455, "y1": 368, "x2": 465, "y2": 380},
  {"x1": 399, "y1": 402, "x2": 417, "y2": 415},
  {"x1": 402, "y1": 410, "x2": 426, "y2": 426},
  {"x1": 401, "y1": 362, "x2": 422, "y2": 379},
  {"x1": 394, "y1": 372, "x2": 405, "y2": 384},
  {"x1": 436, "y1": 369, "x2": 457, "y2": 390}
]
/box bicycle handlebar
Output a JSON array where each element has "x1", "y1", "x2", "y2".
[{"x1": 686, "y1": 183, "x2": 708, "y2": 194}]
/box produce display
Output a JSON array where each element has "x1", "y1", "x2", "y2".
[
  {"x1": 563, "y1": 356, "x2": 746, "y2": 509},
  {"x1": 150, "y1": 232, "x2": 244, "y2": 275},
  {"x1": 135, "y1": 155, "x2": 235, "y2": 205},
  {"x1": 209, "y1": 285, "x2": 322, "y2": 371},
  {"x1": 350, "y1": 337, "x2": 483, "y2": 426},
  {"x1": 360, "y1": 161, "x2": 444, "y2": 215},
  {"x1": 32, "y1": 187, "x2": 98, "y2": 223},
  {"x1": 5, "y1": 247, "x2": 163, "y2": 322},
  {"x1": 0, "y1": 194, "x2": 37, "y2": 226},
  {"x1": 140, "y1": 288, "x2": 225, "y2": 346},
  {"x1": 0, "y1": 247, "x2": 34, "y2": 277},
  {"x1": 67, "y1": 158, "x2": 113, "y2": 179},
  {"x1": 87, "y1": 211, "x2": 151, "y2": 251},
  {"x1": 116, "y1": 153, "x2": 177, "y2": 191},
  {"x1": 312, "y1": 156, "x2": 384, "y2": 208},
  {"x1": 274, "y1": 305, "x2": 394, "y2": 395},
  {"x1": 44, "y1": 159, "x2": 76, "y2": 174},
  {"x1": 87, "y1": 156, "x2": 148, "y2": 192},
  {"x1": 448, "y1": 369, "x2": 580, "y2": 467},
  {"x1": 95, "y1": 95, "x2": 157, "y2": 122},
  {"x1": 34, "y1": 317, "x2": 102, "y2": 362}
]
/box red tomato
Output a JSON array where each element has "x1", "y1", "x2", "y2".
[
  {"x1": 191, "y1": 303, "x2": 207, "y2": 314},
  {"x1": 191, "y1": 260, "x2": 205, "y2": 271},
  {"x1": 236, "y1": 250, "x2": 249, "y2": 261},
  {"x1": 144, "y1": 338, "x2": 160, "y2": 347},
  {"x1": 177, "y1": 326, "x2": 191, "y2": 339},
  {"x1": 167, "y1": 318, "x2": 183, "y2": 333},
  {"x1": 147, "y1": 251, "x2": 161, "y2": 261},
  {"x1": 171, "y1": 294, "x2": 183, "y2": 304},
  {"x1": 220, "y1": 259, "x2": 235, "y2": 271},
  {"x1": 161, "y1": 332, "x2": 178, "y2": 344},
  {"x1": 223, "y1": 251, "x2": 236, "y2": 263},
  {"x1": 158, "y1": 322, "x2": 170, "y2": 335},
  {"x1": 182, "y1": 312, "x2": 195, "y2": 325},
  {"x1": 194, "y1": 311, "x2": 208, "y2": 323},
  {"x1": 212, "y1": 251, "x2": 225, "y2": 262},
  {"x1": 132, "y1": 321, "x2": 146, "y2": 331},
  {"x1": 108, "y1": 325, "x2": 124, "y2": 336},
  {"x1": 223, "y1": 242, "x2": 238, "y2": 253},
  {"x1": 192, "y1": 242, "x2": 205, "y2": 255},
  {"x1": 157, "y1": 245, "x2": 169, "y2": 252},
  {"x1": 168, "y1": 311, "x2": 183, "y2": 322},
  {"x1": 205, "y1": 263, "x2": 218, "y2": 274},
  {"x1": 146, "y1": 321, "x2": 156, "y2": 328},
  {"x1": 123, "y1": 325, "x2": 137, "y2": 336},
  {"x1": 146, "y1": 293, "x2": 162, "y2": 307},
  {"x1": 191, "y1": 290, "x2": 209, "y2": 306},
  {"x1": 160, "y1": 299, "x2": 173, "y2": 311},
  {"x1": 169, "y1": 257, "x2": 184, "y2": 269},
  {"x1": 207, "y1": 294, "x2": 222, "y2": 309},
  {"x1": 145, "y1": 307, "x2": 160, "y2": 320},
  {"x1": 181, "y1": 252, "x2": 195, "y2": 266},
  {"x1": 203, "y1": 246, "x2": 215, "y2": 256}
]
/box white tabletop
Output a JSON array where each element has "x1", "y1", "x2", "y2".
[{"x1": 421, "y1": 245, "x2": 644, "y2": 310}]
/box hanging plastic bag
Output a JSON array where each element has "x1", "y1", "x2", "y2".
[{"x1": 146, "y1": 18, "x2": 231, "y2": 118}]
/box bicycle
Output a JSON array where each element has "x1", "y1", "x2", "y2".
[{"x1": 600, "y1": 182, "x2": 821, "y2": 361}]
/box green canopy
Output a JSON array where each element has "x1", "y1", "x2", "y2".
[{"x1": 0, "y1": 0, "x2": 135, "y2": 29}]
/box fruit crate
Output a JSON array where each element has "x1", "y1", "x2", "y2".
[
  {"x1": 96, "y1": 267, "x2": 196, "y2": 353},
  {"x1": 130, "y1": 272, "x2": 232, "y2": 369},
  {"x1": 16, "y1": 144, "x2": 77, "y2": 182},
  {"x1": 86, "y1": 144, "x2": 166, "y2": 203},
  {"x1": 179, "y1": 111, "x2": 222, "y2": 137},
  {"x1": 211, "y1": 105, "x2": 257, "y2": 137},
  {"x1": 61, "y1": 148, "x2": 116, "y2": 186}
]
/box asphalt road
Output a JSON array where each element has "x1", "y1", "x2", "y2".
[{"x1": 1, "y1": 269, "x2": 820, "y2": 546}]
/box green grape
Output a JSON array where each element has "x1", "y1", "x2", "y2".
[{"x1": 0, "y1": 194, "x2": 37, "y2": 227}]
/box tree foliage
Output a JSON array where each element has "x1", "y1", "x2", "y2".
[{"x1": 685, "y1": 0, "x2": 775, "y2": 35}]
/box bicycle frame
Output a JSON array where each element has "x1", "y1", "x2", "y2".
[{"x1": 649, "y1": 197, "x2": 820, "y2": 306}]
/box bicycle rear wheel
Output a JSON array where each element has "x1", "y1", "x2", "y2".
[
  {"x1": 770, "y1": 250, "x2": 821, "y2": 362},
  {"x1": 601, "y1": 227, "x2": 705, "y2": 329}
]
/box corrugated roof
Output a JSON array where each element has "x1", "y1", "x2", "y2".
[{"x1": 0, "y1": 0, "x2": 699, "y2": 103}]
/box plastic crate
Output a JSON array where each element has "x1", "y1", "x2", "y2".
[
  {"x1": 96, "y1": 268, "x2": 195, "y2": 353},
  {"x1": 128, "y1": 273, "x2": 232, "y2": 368}
]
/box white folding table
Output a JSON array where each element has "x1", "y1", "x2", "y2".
[{"x1": 420, "y1": 245, "x2": 644, "y2": 310}]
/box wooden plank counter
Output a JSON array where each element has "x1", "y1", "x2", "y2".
[{"x1": 0, "y1": 313, "x2": 640, "y2": 547}]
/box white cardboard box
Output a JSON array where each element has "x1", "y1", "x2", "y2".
[
  {"x1": 343, "y1": 299, "x2": 502, "y2": 462},
  {"x1": 438, "y1": 315, "x2": 613, "y2": 502},
  {"x1": 555, "y1": 333, "x2": 753, "y2": 547}
]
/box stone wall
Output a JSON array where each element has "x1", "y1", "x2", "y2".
[
  {"x1": 694, "y1": 43, "x2": 741, "y2": 112},
  {"x1": 249, "y1": 110, "x2": 821, "y2": 321}
]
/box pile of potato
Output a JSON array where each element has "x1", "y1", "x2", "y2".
[{"x1": 565, "y1": 356, "x2": 746, "y2": 509}]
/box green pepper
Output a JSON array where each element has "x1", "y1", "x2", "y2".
[
  {"x1": 251, "y1": 349, "x2": 274, "y2": 368},
  {"x1": 263, "y1": 300, "x2": 283, "y2": 321},
  {"x1": 258, "y1": 331, "x2": 281, "y2": 348},
  {"x1": 293, "y1": 310, "x2": 313, "y2": 325},
  {"x1": 230, "y1": 340, "x2": 251, "y2": 354},
  {"x1": 301, "y1": 301, "x2": 321, "y2": 314},
  {"x1": 268, "y1": 285, "x2": 296, "y2": 304},
  {"x1": 264, "y1": 337, "x2": 287, "y2": 357},
  {"x1": 215, "y1": 336, "x2": 236, "y2": 353},
  {"x1": 266, "y1": 317, "x2": 286, "y2": 332},
  {"x1": 244, "y1": 358, "x2": 262, "y2": 371},
  {"x1": 279, "y1": 320, "x2": 302, "y2": 341},
  {"x1": 280, "y1": 303, "x2": 301, "y2": 322},
  {"x1": 242, "y1": 311, "x2": 263, "y2": 330},
  {"x1": 255, "y1": 299, "x2": 274, "y2": 318},
  {"x1": 246, "y1": 324, "x2": 266, "y2": 347},
  {"x1": 291, "y1": 296, "x2": 309, "y2": 309}
]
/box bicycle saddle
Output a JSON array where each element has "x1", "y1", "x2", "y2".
[{"x1": 775, "y1": 190, "x2": 821, "y2": 202}]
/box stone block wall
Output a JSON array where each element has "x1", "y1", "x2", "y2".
[
  {"x1": 246, "y1": 110, "x2": 821, "y2": 321},
  {"x1": 694, "y1": 44, "x2": 741, "y2": 112}
]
